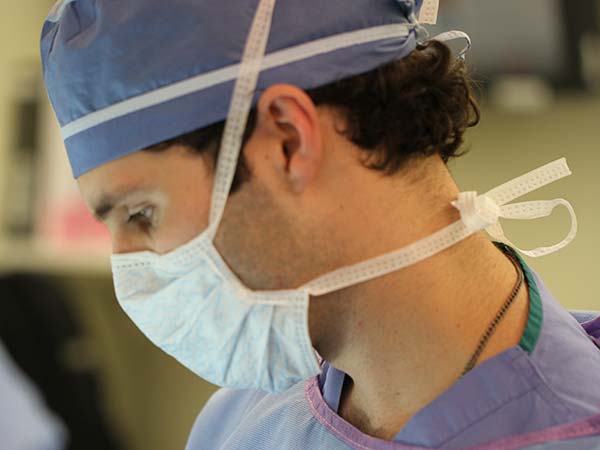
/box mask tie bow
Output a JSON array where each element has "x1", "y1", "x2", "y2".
[{"x1": 452, "y1": 158, "x2": 578, "y2": 258}]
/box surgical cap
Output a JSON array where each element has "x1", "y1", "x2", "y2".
[{"x1": 41, "y1": 0, "x2": 431, "y2": 178}]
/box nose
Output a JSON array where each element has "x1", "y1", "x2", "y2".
[{"x1": 111, "y1": 230, "x2": 151, "y2": 255}]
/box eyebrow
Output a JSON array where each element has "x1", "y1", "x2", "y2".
[{"x1": 94, "y1": 199, "x2": 116, "y2": 221}]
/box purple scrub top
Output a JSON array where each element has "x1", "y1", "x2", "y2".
[{"x1": 186, "y1": 246, "x2": 600, "y2": 449}]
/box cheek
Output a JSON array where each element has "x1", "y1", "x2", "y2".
[{"x1": 154, "y1": 189, "x2": 211, "y2": 254}]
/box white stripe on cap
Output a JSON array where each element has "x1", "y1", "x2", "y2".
[{"x1": 60, "y1": 23, "x2": 412, "y2": 140}]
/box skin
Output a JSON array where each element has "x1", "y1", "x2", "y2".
[{"x1": 78, "y1": 84, "x2": 530, "y2": 440}]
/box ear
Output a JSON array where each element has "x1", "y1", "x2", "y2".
[{"x1": 255, "y1": 84, "x2": 323, "y2": 194}]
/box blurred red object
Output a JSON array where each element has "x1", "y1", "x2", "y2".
[{"x1": 37, "y1": 193, "x2": 111, "y2": 254}]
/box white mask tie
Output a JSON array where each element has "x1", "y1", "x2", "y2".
[{"x1": 303, "y1": 158, "x2": 577, "y2": 297}]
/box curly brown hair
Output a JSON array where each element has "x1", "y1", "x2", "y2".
[{"x1": 147, "y1": 40, "x2": 481, "y2": 192}]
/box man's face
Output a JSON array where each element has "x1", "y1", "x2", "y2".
[
  {"x1": 77, "y1": 139, "x2": 329, "y2": 291},
  {"x1": 77, "y1": 137, "x2": 324, "y2": 296},
  {"x1": 77, "y1": 85, "x2": 343, "y2": 291},
  {"x1": 77, "y1": 145, "x2": 213, "y2": 255}
]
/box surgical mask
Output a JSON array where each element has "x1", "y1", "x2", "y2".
[{"x1": 111, "y1": 0, "x2": 578, "y2": 394}]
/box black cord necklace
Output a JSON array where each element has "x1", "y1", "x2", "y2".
[{"x1": 461, "y1": 250, "x2": 525, "y2": 377}]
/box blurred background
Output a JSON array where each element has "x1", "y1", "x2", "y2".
[{"x1": 0, "y1": 1, "x2": 599, "y2": 449}]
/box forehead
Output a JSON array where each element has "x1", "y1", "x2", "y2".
[
  {"x1": 77, "y1": 151, "x2": 156, "y2": 197},
  {"x1": 77, "y1": 145, "x2": 212, "y2": 205}
]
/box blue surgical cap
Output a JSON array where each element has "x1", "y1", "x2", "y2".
[{"x1": 41, "y1": 0, "x2": 430, "y2": 178}]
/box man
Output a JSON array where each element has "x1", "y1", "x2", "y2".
[{"x1": 41, "y1": 0, "x2": 600, "y2": 448}]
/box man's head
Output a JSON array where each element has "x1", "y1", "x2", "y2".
[
  {"x1": 77, "y1": 40, "x2": 480, "y2": 292},
  {"x1": 43, "y1": 0, "x2": 484, "y2": 375}
]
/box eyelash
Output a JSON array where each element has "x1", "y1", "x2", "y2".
[{"x1": 128, "y1": 207, "x2": 154, "y2": 226}]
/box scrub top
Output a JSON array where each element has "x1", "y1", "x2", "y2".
[{"x1": 186, "y1": 246, "x2": 600, "y2": 450}]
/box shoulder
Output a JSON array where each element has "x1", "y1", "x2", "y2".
[
  {"x1": 185, "y1": 388, "x2": 269, "y2": 450},
  {"x1": 185, "y1": 380, "x2": 315, "y2": 450}
]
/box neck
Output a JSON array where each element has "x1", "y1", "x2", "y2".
[{"x1": 308, "y1": 157, "x2": 530, "y2": 440}]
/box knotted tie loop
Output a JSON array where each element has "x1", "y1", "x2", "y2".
[
  {"x1": 452, "y1": 158, "x2": 578, "y2": 258},
  {"x1": 303, "y1": 158, "x2": 577, "y2": 297},
  {"x1": 452, "y1": 192, "x2": 501, "y2": 233}
]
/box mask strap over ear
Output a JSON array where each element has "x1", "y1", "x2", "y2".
[{"x1": 207, "y1": 0, "x2": 277, "y2": 239}]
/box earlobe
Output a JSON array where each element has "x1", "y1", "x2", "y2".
[{"x1": 257, "y1": 84, "x2": 324, "y2": 194}]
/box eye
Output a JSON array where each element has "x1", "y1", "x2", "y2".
[{"x1": 128, "y1": 206, "x2": 154, "y2": 225}]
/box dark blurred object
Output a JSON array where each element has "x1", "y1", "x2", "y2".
[
  {"x1": 2, "y1": 71, "x2": 41, "y2": 236},
  {"x1": 0, "y1": 274, "x2": 123, "y2": 450},
  {"x1": 561, "y1": 0, "x2": 600, "y2": 89}
]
